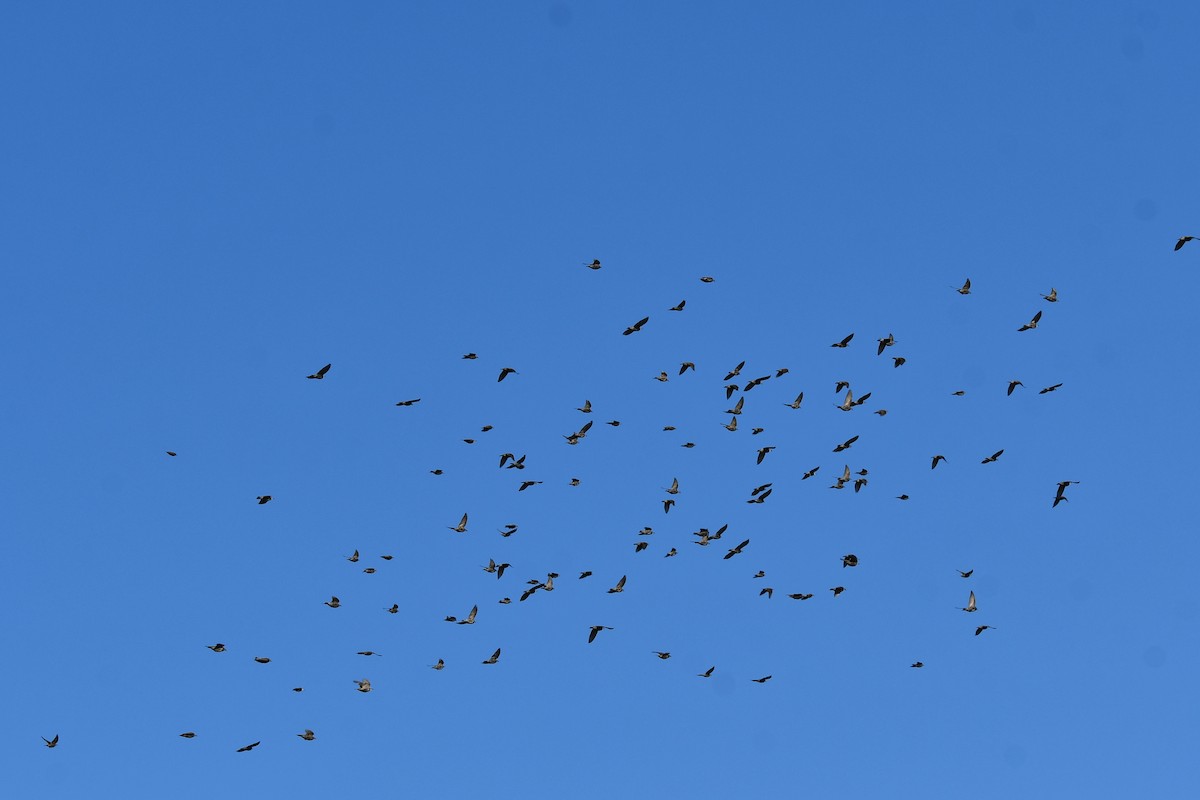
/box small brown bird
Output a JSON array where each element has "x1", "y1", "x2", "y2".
[
  {"x1": 325, "y1": 596, "x2": 340, "y2": 608},
  {"x1": 449, "y1": 513, "x2": 469, "y2": 533},
  {"x1": 833, "y1": 435, "x2": 859, "y2": 453},
  {"x1": 975, "y1": 625, "x2": 996, "y2": 636},
  {"x1": 1041, "y1": 287, "x2": 1058, "y2": 302},
  {"x1": 698, "y1": 667, "x2": 715, "y2": 677},
  {"x1": 638, "y1": 526, "x2": 654, "y2": 536},
  {"x1": 724, "y1": 539, "x2": 750, "y2": 560},
  {"x1": 347, "y1": 550, "x2": 360, "y2": 563},
  {"x1": 831, "y1": 333, "x2": 854, "y2": 348},
  {"x1": 458, "y1": 605, "x2": 478, "y2": 625},
  {"x1": 955, "y1": 278, "x2": 971, "y2": 295},
  {"x1": 497, "y1": 367, "x2": 517, "y2": 382},
  {"x1": 254, "y1": 656, "x2": 270, "y2": 664},
  {"x1": 623, "y1": 316, "x2": 650, "y2": 335},
  {"x1": 482, "y1": 648, "x2": 502, "y2": 665},
  {"x1": 256, "y1": 495, "x2": 272, "y2": 504},
  {"x1": 753, "y1": 570, "x2": 766, "y2": 578},
  {"x1": 298, "y1": 730, "x2": 316, "y2": 741},
  {"x1": 395, "y1": 398, "x2": 420, "y2": 406},
  {"x1": 751, "y1": 675, "x2": 772, "y2": 683},
  {"x1": 931, "y1": 454, "x2": 946, "y2": 469},
  {"x1": 236, "y1": 741, "x2": 260, "y2": 752},
  {"x1": 354, "y1": 679, "x2": 372, "y2": 692},
  {"x1": 830, "y1": 586, "x2": 845, "y2": 597},
  {"x1": 307, "y1": 364, "x2": 331, "y2": 380},
  {"x1": 569, "y1": 478, "x2": 580, "y2": 486},
  {"x1": 604, "y1": 420, "x2": 620, "y2": 427},
  {"x1": 43, "y1": 735, "x2": 59, "y2": 748},
  {"x1": 180, "y1": 732, "x2": 196, "y2": 738},
  {"x1": 588, "y1": 625, "x2": 613, "y2": 643},
  {"x1": 784, "y1": 392, "x2": 804, "y2": 410},
  {"x1": 585, "y1": 259, "x2": 602, "y2": 269},
  {"x1": 664, "y1": 477, "x2": 680, "y2": 495},
  {"x1": 842, "y1": 554, "x2": 858, "y2": 568},
  {"x1": 653, "y1": 651, "x2": 672, "y2": 660},
  {"x1": 981, "y1": 449, "x2": 1005, "y2": 464},
  {"x1": 654, "y1": 371, "x2": 670, "y2": 383},
  {"x1": 207, "y1": 643, "x2": 226, "y2": 653},
  {"x1": 1017, "y1": 310, "x2": 1042, "y2": 331},
  {"x1": 431, "y1": 659, "x2": 445, "y2": 670},
  {"x1": 669, "y1": 300, "x2": 686, "y2": 311},
  {"x1": 577, "y1": 399, "x2": 592, "y2": 413},
  {"x1": 726, "y1": 396, "x2": 745, "y2": 415},
  {"x1": 607, "y1": 575, "x2": 627, "y2": 594},
  {"x1": 958, "y1": 569, "x2": 973, "y2": 578},
  {"x1": 380, "y1": 554, "x2": 394, "y2": 561},
  {"x1": 1039, "y1": 383, "x2": 1063, "y2": 394}
]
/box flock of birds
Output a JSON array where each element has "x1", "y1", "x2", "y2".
[{"x1": 37, "y1": 239, "x2": 1196, "y2": 751}]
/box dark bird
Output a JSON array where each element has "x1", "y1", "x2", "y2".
[
  {"x1": 700, "y1": 276, "x2": 715, "y2": 283},
  {"x1": 664, "y1": 548, "x2": 678, "y2": 557},
  {"x1": 776, "y1": 367, "x2": 789, "y2": 377},
  {"x1": 981, "y1": 449, "x2": 1005, "y2": 464},
  {"x1": 842, "y1": 554, "x2": 858, "y2": 568},
  {"x1": 386, "y1": 604, "x2": 399, "y2": 614},
  {"x1": 952, "y1": 390, "x2": 965, "y2": 396},
  {"x1": 357, "y1": 651, "x2": 382, "y2": 657},
  {"x1": 784, "y1": 392, "x2": 804, "y2": 410},
  {"x1": 957, "y1": 569, "x2": 973, "y2": 578},
  {"x1": 831, "y1": 333, "x2": 854, "y2": 348},
  {"x1": 462, "y1": 353, "x2": 478, "y2": 359},
  {"x1": 1176, "y1": 236, "x2": 1197, "y2": 251},
  {"x1": 746, "y1": 488, "x2": 772, "y2": 504},
  {"x1": 166, "y1": 451, "x2": 177, "y2": 456},
  {"x1": 802, "y1": 466, "x2": 820, "y2": 480},
  {"x1": 430, "y1": 469, "x2": 443, "y2": 475},
  {"x1": 663, "y1": 499, "x2": 675, "y2": 514},
  {"x1": 896, "y1": 494, "x2": 909, "y2": 500},
  {"x1": 1053, "y1": 480, "x2": 1079, "y2": 507},
  {"x1": 830, "y1": 586, "x2": 845, "y2": 597},
  {"x1": 293, "y1": 687, "x2": 303, "y2": 692},
  {"x1": 893, "y1": 357, "x2": 906, "y2": 368},
  {"x1": 298, "y1": 730, "x2": 316, "y2": 741},
  {"x1": 724, "y1": 539, "x2": 750, "y2": 560},
  {"x1": 698, "y1": 667, "x2": 715, "y2": 678},
  {"x1": 756, "y1": 446, "x2": 775, "y2": 465},
  {"x1": 395, "y1": 398, "x2": 420, "y2": 406},
  {"x1": 635, "y1": 542, "x2": 649, "y2": 553},
  {"x1": 236, "y1": 741, "x2": 260, "y2": 753},
  {"x1": 482, "y1": 648, "x2": 502, "y2": 665},
  {"x1": 585, "y1": 259, "x2": 602, "y2": 269},
  {"x1": 751, "y1": 675, "x2": 772, "y2": 683},
  {"x1": 254, "y1": 656, "x2": 271, "y2": 664},
  {"x1": 653, "y1": 651, "x2": 672, "y2": 660},
  {"x1": 576, "y1": 399, "x2": 592, "y2": 413},
  {"x1": 588, "y1": 625, "x2": 613, "y2": 643},
  {"x1": 1041, "y1": 287, "x2": 1058, "y2": 302},
  {"x1": 911, "y1": 662, "x2": 924, "y2": 668},
  {"x1": 180, "y1": 732, "x2": 196, "y2": 738},
  {"x1": 1007, "y1": 381, "x2": 1023, "y2": 396},
  {"x1": 307, "y1": 364, "x2": 331, "y2": 380},
  {"x1": 724, "y1": 361, "x2": 746, "y2": 381},
  {"x1": 876, "y1": 333, "x2": 895, "y2": 355},
  {"x1": 579, "y1": 571, "x2": 592, "y2": 579},
  {"x1": 497, "y1": 367, "x2": 517, "y2": 382},
  {"x1": 681, "y1": 442, "x2": 695, "y2": 448},
  {"x1": 457, "y1": 605, "x2": 478, "y2": 625},
  {"x1": 431, "y1": 659, "x2": 445, "y2": 670},
  {"x1": 931, "y1": 454, "x2": 946, "y2": 469},
  {"x1": 835, "y1": 381, "x2": 850, "y2": 393},
  {"x1": 325, "y1": 596, "x2": 341, "y2": 608},
  {"x1": 662, "y1": 426, "x2": 676, "y2": 431},
  {"x1": 654, "y1": 371, "x2": 670, "y2": 382},
  {"x1": 499, "y1": 523, "x2": 519, "y2": 537},
  {"x1": 753, "y1": 570, "x2": 766, "y2": 578},
  {"x1": 759, "y1": 587, "x2": 774, "y2": 598},
  {"x1": 669, "y1": 300, "x2": 686, "y2": 311},
  {"x1": 43, "y1": 735, "x2": 59, "y2": 748},
  {"x1": 256, "y1": 495, "x2": 272, "y2": 505},
  {"x1": 726, "y1": 396, "x2": 745, "y2": 415},
  {"x1": 725, "y1": 384, "x2": 739, "y2": 399},
  {"x1": 449, "y1": 513, "x2": 469, "y2": 533},
  {"x1": 1039, "y1": 383, "x2": 1063, "y2": 394},
  {"x1": 679, "y1": 361, "x2": 696, "y2": 375},
  {"x1": 354, "y1": 679, "x2": 372, "y2": 692},
  {"x1": 875, "y1": 409, "x2": 888, "y2": 416},
  {"x1": 607, "y1": 575, "x2": 627, "y2": 594},
  {"x1": 498, "y1": 598, "x2": 511, "y2": 604},
  {"x1": 833, "y1": 435, "x2": 859, "y2": 453},
  {"x1": 518, "y1": 481, "x2": 543, "y2": 491},
  {"x1": 722, "y1": 416, "x2": 738, "y2": 432},
  {"x1": 1017, "y1": 310, "x2": 1042, "y2": 331},
  {"x1": 788, "y1": 593, "x2": 814, "y2": 600},
  {"x1": 743, "y1": 375, "x2": 771, "y2": 391},
  {"x1": 623, "y1": 316, "x2": 650, "y2": 335},
  {"x1": 955, "y1": 278, "x2": 971, "y2": 295},
  {"x1": 750, "y1": 483, "x2": 773, "y2": 496},
  {"x1": 207, "y1": 643, "x2": 226, "y2": 653},
  {"x1": 961, "y1": 591, "x2": 977, "y2": 612},
  {"x1": 346, "y1": 550, "x2": 359, "y2": 563},
  {"x1": 605, "y1": 420, "x2": 620, "y2": 427},
  {"x1": 975, "y1": 625, "x2": 996, "y2": 636}
]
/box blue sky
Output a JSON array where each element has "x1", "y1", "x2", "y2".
[{"x1": 4, "y1": 1, "x2": 1198, "y2": 797}]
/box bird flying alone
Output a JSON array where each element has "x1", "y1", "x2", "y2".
[
  {"x1": 1018, "y1": 310, "x2": 1042, "y2": 331},
  {"x1": 831, "y1": 333, "x2": 854, "y2": 348},
  {"x1": 306, "y1": 363, "x2": 331, "y2": 380},
  {"x1": 981, "y1": 449, "x2": 1005, "y2": 464},
  {"x1": 236, "y1": 741, "x2": 260, "y2": 752},
  {"x1": 588, "y1": 625, "x2": 613, "y2": 643},
  {"x1": 623, "y1": 316, "x2": 650, "y2": 335},
  {"x1": 1175, "y1": 236, "x2": 1196, "y2": 251},
  {"x1": 43, "y1": 735, "x2": 59, "y2": 748},
  {"x1": 482, "y1": 648, "x2": 502, "y2": 665},
  {"x1": 497, "y1": 367, "x2": 517, "y2": 382},
  {"x1": 449, "y1": 513, "x2": 468, "y2": 533},
  {"x1": 962, "y1": 591, "x2": 977, "y2": 612},
  {"x1": 956, "y1": 278, "x2": 971, "y2": 295}
]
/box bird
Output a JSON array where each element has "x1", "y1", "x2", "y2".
[
  {"x1": 875, "y1": 409, "x2": 888, "y2": 416},
  {"x1": 256, "y1": 495, "x2": 272, "y2": 504},
  {"x1": 499, "y1": 523, "x2": 519, "y2": 537},
  {"x1": 306, "y1": 364, "x2": 331, "y2": 380},
  {"x1": 679, "y1": 361, "x2": 696, "y2": 375},
  {"x1": 833, "y1": 435, "x2": 859, "y2": 453},
  {"x1": 896, "y1": 494, "x2": 909, "y2": 500},
  {"x1": 293, "y1": 687, "x2": 303, "y2": 692},
  {"x1": 726, "y1": 396, "x2": 745, "y2": 415},
  {"x1": 723, "y1": 360, "x2": 746, "y2": 381},
  {"x1": 325, "y1": 596, "x2": 340, "y2": 608},
  {"x1": 698, "y1": 667, "x2": 715, "y2": 678},
  {"x1": 653, "y1": 651, "x2": 671, "y2": 660},
  {"x1": 975, "y1": 625, "x2": 996, "y2": 636},
  {"x1": 604, "y1": 420, "x2": 620, "y2": 427},
  {"x1": 931, "y1": 454, "x2": 946, "y2": 469},
  {"x1": 981, "y1": 449, "x2": 1005, "y2": 464},
  {"x1": 569, "y1": 478, "x2": 580, "y2": 486},
  {"x1": 462, "y1": 353, "x2": 478, "y2": 359},
  {"x1": 635, "y1": 542, "x2": 649, "y2": 553},
  {"x1": 663, "y1": 499, "x2": 675, "y2": 514},
  {"x1": 576, "y1": 399, "x2": 592, "y2": 413},
  {"x1": 431, "y1": 659, "x2": 445, "y2": 670},
  {"x1": 746, "y1": 488, "x2": 772, "y2": 504},
  {"x1": 449, "y1": 513, "x2": 468, "y2": 533},
  {"x1": 830, "y1": 586, "x2": 845, "y2": 597},
  {"x1": 681, "y1": 442, "x2": 695, "y2": 448},
  {"x1": 788, "y1": 593, "x2": 814, "y2": 600},
  {"x1": 607, "y1": 575, "x2": 627, "y2": 594},
  {"x1": 722, "y1": 416, "x2": 738, "y2": 432},
  {"x1": 498, "y1": 598, "x2": 511, "y2": 604},
  {"x1": 166, "y1": 451, "x2": 176, "y2": 456},
  {"x1": 756, "y1": 446, "x2": 775, "y2": 465},
  {"x1": 669, "y1": 300, "x2": 686, "y2": 311},
  {"x1": 1053, "y1": 480, "x2": 1079, "y2": 507},
  {"x1": 654, "y1": 371, "x2": 670, "y2": 382},
  {"x1": 298, "y1": 730, "x2": 316, "y2": 741},
  {"x1": 354, "y1": 679, "x2": 372, "y2": 692},
  {"x1": 842, "y1": 554, "x2": 858, "y2": 568},
  {"x1": 588, "y1": 625, "x2": 613, "y2": 643},
  {"x1": 961, "y1": 591, "x2": 977, "y2": 612},
  {"x1": 876, "y1": 333, "x2": 895, "y2": 354},
  {"x1": 42, "y1": 735, "x2": 59, "y2": 748},
  {"x1": 1041, "y1": 287, "x2": 1058, "y2": 302},
  {"x1": 1018, "y1": 310, "x2": 1042, "y2": 331},
  {"x1": 700, "y1": 276, "x2": 715, "y2": 283},
  {"x1": 236, "y1": 741, "x2": 260, "y2": 752},
  {"x1": 775, "y1": 367, "x2": 789, "y2": 377},
  {"x1": 759, "y1": 587, "x2": 773, "y2": 598},
  {"x1": 893, "y1": 357, "x2": 906, "y2": 368},
  {"x1": 623, "y1": 316, "x2": 650, "y2": 335},
  {"x1": 1039, "y1": 383, "x2": 1063, "y2": 394},
  {"x1": 206, "y1": 643, "x2": 226, "y2": 653},
  {"x1": 724, "y1": 539, "x2": 750, "y2": 560},
  {"x1": 784, "y1": 392, "x2": 804, "y2": 410},
  {"x1": 664, "y1": 477, "x2": 680, "y2": 495},
  {"x1": 357, "y1": 651, "x2": 382, "y2": 657},
  {"x1": 394, "y1": 398, "x2": 421, "y2": 407},
  {"x1": 518, "y1": 480, "x2": 543, "y2": 491},
  {"x1": 179, "y1": 732, "x2": 196, "y2": 738},
  {"x1": 638, "y1": 526, "x2": 654, "y2": 536},
  {"x1": 1176, "y1": 236, "x2": 1196, "y2": 251},
  {"x1": 957, "y1": 569, "x2": 974, "y2": 578},
  {"x1": 497, "y1": 367, "x2": 517, "y2": 382},
  {"x1": 743, "y1": 375, "x2": 771, "y2": 391},
  {"x1": 253, "y1": 656, "x2": 270, "y2": 664},
  {"x1": 386, "y1": 604, "x2": 399, "y2": 614},
  {"x1": 831, "y1": 333, "x2": 854, "y2": 348},
  {"x1": 664, "y1": 548, "x2": 677, "y2": 557},
  {"x1": 751, "y1": 675, "x2": 772, "y2": 683},
  {"x1": 482, "y1": 648, "x2": 502, "y2": 665},
  {"x1": 955, "y1": 278, "x2": 971, "y2": 295},
  {"x1": 911, "y1": 662, "x2": 924, "y2": 668},
  {"x1": 951, "y1": 390, "x2": 965, "y2": 396},
  {"x1": 837, "y1": 388, "x2": 855, "y2": 412},
  {"x1": 802, "y1": 466, "x2": 820, "y2": 480},
  {"x1": 346, "y1": 550, "x2": 359, "y2": 563},
  {"x1": 584, "y1": 259, "x2": 602, "y2": 269},
  {"x1": 753, "y1": 570, "x2": 766, "y2": 578},
  {"x1": 579, "y1": 571, "x2": 592, "y2": 579},
  {"x1": 1007, "y1": 380, "x2": 1023, "y2": 396}
]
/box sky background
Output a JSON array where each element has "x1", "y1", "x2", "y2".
[{"x1": 4, "y1": 1, "x2": 1199, "y2": 797}]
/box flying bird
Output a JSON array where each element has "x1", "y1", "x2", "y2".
[
  {"x1": 784, "y1": 392, "x2": 804, "y2": 409},
  {"x1": 802, "y1": 466, "x2": 820, "y2": 480},
  {"x1": 789, "y1": 593, "x2": 814, "y2": 600},
  {"x1": 297, "y1": 730, "x2": 316, "y2": 741},
  {"x1": 1039, "y1": 383, "x2": 1063, "y2": 394},
  {"x1": 833, "y1": 435, "x2": 859, "y2": 453},
  {"x1": 981, "y1": 449, "x2": 1005, "y2": 464},
  {"x1": 623, "y1": 316, "x2": 650, "y2": 335},
  {"x1": 893, "y1": 357, "x2": 906, "y2": 368},
  {"x1": 354, "y1": 679, "x2": 372, "y2": 692},
  {"x1": 518, "y1": 481, "x2": 543, "y2": 491},
  {"x1": 669, "y1": 300, "x2": 686, "y2": 311},
  {"x1": 831, "y1": 333, "x2": 854, "y2": 348},
  {"x1": 462, "y1": 353, "x2": 478, "y2": 359},
  {"x1": 1041, "y1": 287, "x2": 1058, "y2": 302},
  {"x1": 724, "y1": 361, "x2": 746, "y2": 381},
  {"x1": 256, "y1": 495, "x2": 272, "y2": 505},
  {"x1": 653, "y1": 651, "x2": 672, "y2": 660},
  {"x1": 395, "y1": 398, "x2": 420, "y2": 406},
  {"x1": 482, "y1": 648, "x2": 502, "y2": 665},
  {"x1": 325, "y1": 596, "x2": 340, "y2": 608},
  {"x1": 698, "y1": 667, "x2": 715, "y2": 678},
  {"x1": 724, "y1": 539, "x2": 750, "y2": 560},
  {"x1": 584, "y1": 259, "x2": 602, "y2": 269},
  {"x1": 357, "y1": 651, "x2": 382, "y2": 657},
  {"x1": 756, "y1": 446, "x2": 775, "y2": 465},
  {"x1": 306, "y1": 364, "x2": 331, "y2": 380},
  {"x1": 449, "y1": 513, "x2": 469, "y2": 533},
  {"x1": 700, "y1": 276, "x2": 715, "y2": 283},
  {"x1": 1017, "y1": 310, "x2": 1042, "y2": 331},
  {"x1": 42, "y1": 735, "x2": 59, "y2": 749},
  {"x1": 166, "y1": 451, "x2": 176, "y2": 456},
  {"x1": 759, "y1": 587, "x2": 773, "y2": 598},
  {"x1": 579, "y1": 571, "x2": 592, "y2": 579},
  {"x1": 679, "y1": 361, "x2": 696, "y2": 375},
  {"x1": 876, "y1": 333, "x2": 895, "y2": 355},
  {"x1": 253, "y1": 656, "x2": 271, "y2": 664},
  {"x1": 830, "y1": 586, "x2": 845, "y2": 597},
  {"x1": 931, "y1": 454, "x2": 946, "y2": 469},
  {"x1": 497, "y1": 367, "x2": 518, "y2": 382},
  {"x1": 842, "y1": 554, "x2": 858, "y2": 568},
  {"x1": 955, "y1": 278, "x2": 971, "y2": 295},
  {"x1": 664, "y1": 477, "x2": 680, "y2": 495},
  {"x1": 457, "y1": 605, "x2": 478, "y2": 625},
  {"x1": 1053, "y1": 480, "x2": 1079, "y2": 507},
  {"x1": 975, "y1": 625, "x2": 996, "y2": 636},
  {"x1": 236, "y1": 741, "x2": 260, "y2": 752},
  {"x1": 1007, "y1": 381, "x2": 1023, "y2": 396},
  {"x1": 206, "y1": 643, "x2": 226, "y2": 653},
  {"x1": 911, "y1": 662, "x2": 924, "y2": 668},
  {"x1": 751, "y1": 675, "x2": 772, "y2": 683},
  {"x1": 961, "y1": 591, "x2": 977, "y2": 612},
  {"x1": 957, "y1": 569, "x2": 974, "y2": 578},
  {"x1": 607, "y1": 575, "x2": 627, "y2": 594},
  {"x1": 179, "y1": 732, "x2": 196, "y2": 738},
  {"x1": 588, "y1": 625, "x2": 613, "y2": 643},
  {"x1": 431, "y1": 659, "x2": 445, "y2": 671}
]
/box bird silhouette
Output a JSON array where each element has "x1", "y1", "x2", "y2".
[
  {"x1": 831, "y1": 333, "x2": 854, "y2": 348},
  {"x1": 955, "y1": 278, "x2": 971, "y2": 295},
  {"x1": 1017, "y1": 310, "x2": 1042, "y2": 331},
  {"x1": 497, "y1": 367, "x2": 517, "y2": 382},
  {"x1": 607, "y1": 575, "x2": 627, "y2": 594},
  {"x1": 981, "y1": 449, "x2": 1005, "y2": 464},
  {"x1": 236, "y1": 741, "x2": 260, "y2": 752},
  {"x1": 588, "y1": 625, "x2": 613, "y2": 643},
  {"x1": 306, "y1": 364, "x2": 331, "y2": 380},
  {"x1": 43, "y1": 735, "x2": 59, "y2": 748},
  {"x1": 1007, "y1": 380, "x2": 1023, "y2": 396},
  {"x1": 482, "y1": 648, "x2": 502, "y2": 665},
  {"x1": 623, "y1": 316, "x2": 650, "y2": 335},
  {"x1": 298, "y1": 730, "x2": 316, "y2": 741},
  {"x1": 698, "y1": 667, "x2": 715, "y2": 677}
]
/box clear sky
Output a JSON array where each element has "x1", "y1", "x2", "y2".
[{"x1": 4, "y1": 2, "x2": 1198, "y2": 798}]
